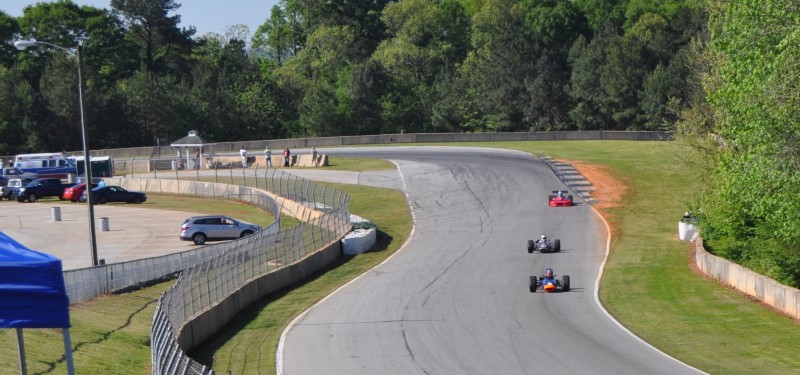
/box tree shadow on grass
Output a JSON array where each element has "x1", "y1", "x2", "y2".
[{"x1": 35, "y1": 296, "x2": 158, "y2": 374}]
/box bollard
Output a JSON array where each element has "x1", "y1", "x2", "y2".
[
  {"x1": 51, "y1": 207, "x2": 62, "y2": 222},
  {"x1": 99, "y1": 217, "x2": 110, "y2": 232}
]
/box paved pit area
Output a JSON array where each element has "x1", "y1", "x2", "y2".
[{"x1": 0, "y1": 200, "x2": 203, "y2": 270}]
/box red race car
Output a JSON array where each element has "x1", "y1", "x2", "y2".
[{"x1": 548, "y1": 190, "x2": 573, "y2": 207}]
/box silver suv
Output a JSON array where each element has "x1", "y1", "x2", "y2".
[{"x1": 180, "y1": 215, "x2": 262, "y2": 245}]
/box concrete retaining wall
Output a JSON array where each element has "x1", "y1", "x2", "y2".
[
  {"x1": 694, "y1": 239, "x2": 800, "y2": 319},
  {"x1": 177, "y1": 239, "x2": 343, "y2": 349},
  {"x1": 89, "y1": 131, "x2": 674, "y2": 159}
]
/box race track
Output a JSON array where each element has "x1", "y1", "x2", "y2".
[{"x1": 279, "y1": 146, "x2": 702, "y2": 375}]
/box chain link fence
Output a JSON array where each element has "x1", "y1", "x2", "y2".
[
  {"x1": 62, "y1": 179, "x2": 282, "y2": 304},
  {"x1": 149, "y1": 171, "x2": 351, "y2": 375}
]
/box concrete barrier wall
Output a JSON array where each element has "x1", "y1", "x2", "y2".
[
  {"x1": 694, "y1": 239, "x2": 800, "y2": 319},
  {"x1": 566, "y1": 131, "x2": 603, "y2": 140},
  {"x1": 178, "y1": 239, "x2": 343, "y2": 349},
  {"x1": 90, "y1": 131, "x2": 674, "y2": 161}
]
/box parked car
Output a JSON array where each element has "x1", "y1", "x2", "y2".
[
  {"x1": 80, "y1": 185, "x2": 147, "y2": 204},
  {"x1": 1, "y1": 178, "x2": 33, "y2": 200},
  {"x1": 63, "y1": 183, "x2": 97, "y2": 202},
  {"x1": 10, "y1": 178, "x2": 70, "y2": 203},
  {"x1": 180, "y1": 215, "x2": 262, "y2": 245}
]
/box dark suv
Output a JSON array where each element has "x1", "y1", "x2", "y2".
[{"x1": 180, "y1": 215, "x2": 261, "y2": 245}]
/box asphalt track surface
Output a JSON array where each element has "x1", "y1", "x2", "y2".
[{"x1": 278, "y1": 146, "x2": 703, "y2": 375}]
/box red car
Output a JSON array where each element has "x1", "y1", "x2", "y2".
[
  {"x1": 63, "y1": 183, "x2": 96, "y2": 202},
  {"x1": 548, "y1": 190, "x2": 573, "y2": 207}
]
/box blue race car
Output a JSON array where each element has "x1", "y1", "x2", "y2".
[{"x1": 529, "y1": 268, "x2": 570, "y2": 293}]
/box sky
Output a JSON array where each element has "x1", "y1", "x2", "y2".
[{"x1": 2, "y1": 0, "x2": 279, "y2": 39}]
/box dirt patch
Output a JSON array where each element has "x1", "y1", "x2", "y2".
[
  {"x1": 555, "y1": 159, "x2": 628, "y2": 241},
  {"x1": 556, "y1": 159, "x2": 626, "y2": 211}
]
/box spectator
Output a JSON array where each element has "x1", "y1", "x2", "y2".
[
  {"x1": 240, "y1": 146, "x2": 248, "y2": 168},
  {"x1": 311, "y1": 147, "x2": 318, "y2": 167},
  {"x1": 98, "y1": 178, "x2": 106, "y2": 188},
  {"x1": 264, "y1": 146, "x2": 272, "y2": 168},
  {"x1": 283, "y1": 147, "x2": 291, "y2": 167},
  {"x1": 194, "y1": 148, "x2": 201, "y2": 169}
]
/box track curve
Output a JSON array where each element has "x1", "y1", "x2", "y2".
[{"x1": 279, "y1": 146, "x2": 701, "y2": 375}]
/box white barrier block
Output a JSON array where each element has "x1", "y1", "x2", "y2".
[
  {"x1": 341, "y1": 228, "x2": 376, "y2": 255},
  {"x1": 678, "y1": 222, "x2": 697, "y2": 241}
]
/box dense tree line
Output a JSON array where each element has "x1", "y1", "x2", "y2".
[
  {"x1": 678, "y1": 0, "x2": 800, "y2": 287},
  {"x1": 0, "y1": 0, "x2": 706, "y2": 155}
]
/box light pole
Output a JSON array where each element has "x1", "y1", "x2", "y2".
[{"x1": 15, "y1": 39, "x2": 99, "y2": 267}]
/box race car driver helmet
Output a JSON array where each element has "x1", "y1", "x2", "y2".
[
  {"x1": 545, "y1": 268, "x2": 554, "y2": 278},
  {"x1": 540, "y1": 234, "x2": 547, "y2": 241}
]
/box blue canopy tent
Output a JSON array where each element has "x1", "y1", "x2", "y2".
[{"x1": 0, "y1": 231, "x2": 74, "y2": 375}]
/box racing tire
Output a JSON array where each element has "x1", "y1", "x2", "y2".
[
  {"x1": 529, "y1": 276, "x2": 538, "y2": 293},
  {"x1": 554, "y1": 239, "x2": 561, "y2": 253},
  {"x1": 240, "y1": 230, "x2": 254, "y2": 238},
  {"x1": 527, "y1": 240, "x2": 535, "y2": 253},
  {"x1": 562, "y1": 275, "x2": 570, "y2": 292},
  {"x1": 192, "y1": 233, "x2": 207, "y2": 245},
  {"x1": 97, "y1": 196, "x2": 107, "y2": 204},
  {"x1": 567, "y1": 195, "x2": 573, "y2": 201},
  {"x1": 133, "y1": 196, "x2": 144, "y2": 204},
  {"x1": 27, "y1": 194, "x2": 37, "y2": 203}
]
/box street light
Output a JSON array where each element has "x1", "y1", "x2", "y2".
[{"x1": 15, "y1": 38, "x2": 99, "y2": 267}]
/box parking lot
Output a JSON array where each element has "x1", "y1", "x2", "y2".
[{"x1": 0, "y1": 199, "x2": 203, "y2": 270}]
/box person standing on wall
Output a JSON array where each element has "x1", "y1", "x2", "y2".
[
  {"x1": 240, "y1": 146, "x2": 248, "y2": 168},
  {"x1": 311, "y1": 147, "x2": 318, "y2": 167},
  {"x1": 264, "y1": 146, "x2": 272, "y2": 168}
]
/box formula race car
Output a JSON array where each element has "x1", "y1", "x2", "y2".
[
  {"x1": 529, "y1": 268, "x2": 570, "y2": 293},
  {"x1": 527, "y1": 234, "x2": 561, "y2": 253},
  {"x1": 548, "y1": 190, "x2": 573, "y2": 207}
]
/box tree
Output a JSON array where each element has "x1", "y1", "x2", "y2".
[
  {"x1": 253, "y1": 5, "x2": 294, "y2": 65},
  {"x1": 372, "y1": 0, "x2": 464, "y2": 132},
  {"x1": 693, "y1": 0, "x2": 800, "y2": 286},
  {"x1": 110, "y1": 0, "x2": 195, "y2": 74},
  {"x1": 0, "y1": 11, "x2": 19, "y2": 68}
]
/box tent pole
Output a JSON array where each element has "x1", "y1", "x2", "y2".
[
  {"x1": 16, "y1": 328, "x2": 27, "y2": 375},
  {"x1": 63, "y1": 329, "x2": 75, "y2": 375}
]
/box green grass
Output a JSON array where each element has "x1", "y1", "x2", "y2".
[
  {"x1": 191, "y1": 183, "x2": 411, "y2": 374},
  {"x1": 317, "y1": 156, "x2": 394, "y2": 171},
  {"x1": 0, "y1": 281, "x2": 172, "y2": 375},
  {"x1": 4, "y1": 142, "x2": 799, "y2": 375},
  {"x1": 144, "y1": 194, "x2": 280, "y2": 228}
]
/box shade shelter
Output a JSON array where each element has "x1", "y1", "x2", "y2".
[
  {"x1": 169, "y1": 130, "x2": 216, "y2": 170},
  {"x1": 0, "y1": 231, "x2": 73, "y2": 374}
]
